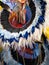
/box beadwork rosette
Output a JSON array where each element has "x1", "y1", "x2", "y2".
[{"x1": 0, "y1": 0, "x2": 47, "y2": 65}]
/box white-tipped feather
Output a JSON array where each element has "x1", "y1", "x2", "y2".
[
  {"x1": 31, "y1": 27, "x2": 42, "y2": 41},
  {"x1": 13, "y1": 41, "x2": 18, "y2": 51},
  {"x1": 27, "y1": 36, "x2": 33, "y2": 49},
  {"x1": 19, "y1": 37, "x2": 23, "y2": 47},
  {"x1": 0, "y1": 39, "x2": 4, "y2": 49},
  {"x1": 3, "y1": 41, "x2": 10, "y2": 51},
  {"x1": 19, "y1": 37, "x2": 26, "y2": 49}
]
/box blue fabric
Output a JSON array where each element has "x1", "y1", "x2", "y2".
[
  {"x1": 25, "y1": 5, "x2": 32, "y2": 22},
  {"x1": 35, "y1": 22, "x2": 39, "y2": 28},
  {"x1": 38, "y1": 15, "x2": 44, "y2": 24},
  {"x1": 31, "y1": 26, "x2": 35, "y2": 33},
  {"x1": 23, "y1": 32, "x2": 29, "y2": 39},
  {"x1": 19, "y1": 34, "x2": 23, "y2": 38},
  {"x1": 0, "y1": 35, "x2": 4, "y2": 41},
  {"x1": 44, "y1": 38, "x2": 49, "y2": 50},
  {"x1": 19, "y1": 43, "x2": 40, "y2": 59},
  {"x1": 5, "y1": 2, "x2": 16, "y2": 10}
]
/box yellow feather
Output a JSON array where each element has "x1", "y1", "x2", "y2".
[
  {"x1": 0, "y1": 6, "x2": 3, "y2": 11},
  {"x1": 44, "y1": 27, "x2": 49, "y2": 39}
]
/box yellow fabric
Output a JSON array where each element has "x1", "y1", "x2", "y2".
[
  {"x1": 0, "y1": 6, "x2": 3, "y2": 11},
  {"x1": 0, "y1": 0, "x2": 2, "y2": 10},
  {"x1": 44, "y1": 27, "x2": 49, "y2": 39},
  {"x1": 0, "y1": 46, "x2": 3, "y2": 53}
]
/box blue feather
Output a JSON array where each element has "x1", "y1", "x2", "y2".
[
  {"x1": 23, "y1": 32, "x2": 29, "y2": 39},
  {"x1": 38, "y1": 15, "x2": 44, "y2": 24},
  {"x1": 31, "y1": 26, "x2": 35, "y2": 33}
]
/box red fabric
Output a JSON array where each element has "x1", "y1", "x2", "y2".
[{"x1": 9, "y1": 19, "x2": 26, "y2": 28}]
